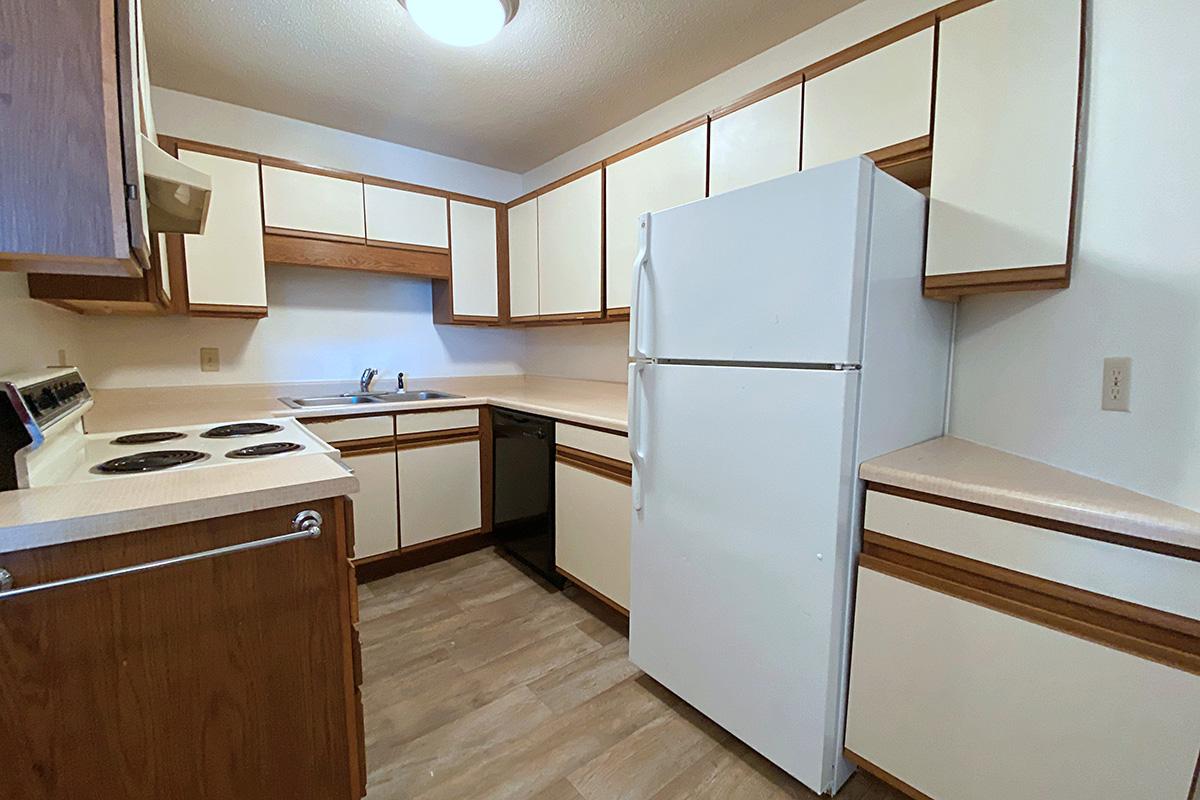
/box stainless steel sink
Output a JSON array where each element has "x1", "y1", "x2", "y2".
[{"x1": 280, "y1": 390, "x2": 462, "y2": 408}]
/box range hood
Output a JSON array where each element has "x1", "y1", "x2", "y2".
[{"x1": 141, "y1": 133, "x2": 212, "y2": 235}]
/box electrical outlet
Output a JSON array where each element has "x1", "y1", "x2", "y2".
[
  {"x1": 57, "y1": 349, "x2": 68, "y2": 367},
  {"x1": 1101, "y1": 357, "x2": 1131, "y2": 412},
  {"x1": 200, "y1": 347, "x2": 220, "y2": 372}
]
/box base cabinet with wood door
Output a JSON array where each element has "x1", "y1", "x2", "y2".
[
  {"x1": 0, "y1": 498, "x2": 366, "y2": 800},
  {"x1": 397, "y1": 410, "x2": 483, "y2": 547},
  {"x1": 554, "y1": 423, "x2": 632, "y2": 612},
  {"x1": 845, "y1": 487, "x2": 1200, "y2": 800},
  {"x1": 301, "y1": 415, "x2": 399, "y2": 560}
]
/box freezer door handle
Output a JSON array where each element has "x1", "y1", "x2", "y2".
[
  {"x1": 629, "y1": 213, "x2": 651, "y2": 361},
  {"x1": 628, "y1": 362, "x2": 647, "y2": 511}
]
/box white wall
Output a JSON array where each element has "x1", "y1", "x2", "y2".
[
  {"x1": 949, "y1": 0, "x2": 1200, "y2": 510},
  {"x1": 521, "y1": 323, "x2": 629, "y2": 383},
  {"x1": 0, "y1": 274, "x2": 85, "y2": 377},
  {"x1": 75, "y1": 90, "x2": 526, "y2": 389}
]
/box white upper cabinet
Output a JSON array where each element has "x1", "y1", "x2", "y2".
[
  {"x1": 261, "y1": 165, "x2": 366, "y2": 239},
  {"x1": 449, "y1": 200, "x2": 499, "y2": 318},
  {"x1": 802, "y1": 28, "x2": 934, "y2": 170},
  {"x1": 709, "y1": 84, "x2": 803, "y2": 196},
  {"x1": 537, "y1": 170, "x2": 603, "y2": 317},
  {"x1": 364, "y1": 184, "x2": 449, "y2": 249},
  {"x1": 926, "y1": 0, "x2": 1082, "y2": 278},
  {"x1": 507, "y1": 198, "x2": 539, "y2": 318},
  {"x1": 605, "y1": 126, "x2": 708, "y2": 311},
  {"x1": 178, "y1": 149, "x2": 267, "y2": 309}
]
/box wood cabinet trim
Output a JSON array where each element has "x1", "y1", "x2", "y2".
[
  {"x1": 262, "y1": 233, "x2": 451, "y2": 278},
  {"x1": 364, "y1": 239, "x2": 450, "y2": 255},
  {"x1": 263, "y1": 226, "x2": 367, "y2": 245},
  {"x1": 861, "y1": 532, "x2": 1200, "y2": 675},
  {"x1": 332, "y1": 436, "x2": 396, "y2": 455},
  {"x1": 843, "y1": 750, "x2": 936, "y2": 800},
  {"x1": 188, "y1": 303, "x2": 268, "y2": 318},
  {"x1": 259, "y1": 155, "x2": 367, "y2": 184},
  {"x1": 556, "y1": 444, "x2": 633, "y2": 485},
  {"x1": 866, "y1": 134, "x2": 932, "y2": 168},
  {"x1": 507, "y1": 162, "x2": 604, "y2": 209},
  {"x1": 556, "y1": 565, "x2": 630, "y2": 616},
  {"x1": 867, "y1": 482, "x2": 1200, "y2": 563},
  {"x1": 394, "y1": 426, "x2": 480, "y2": 451},
  {"x1": 159, "y1": 136, "x2": 262, "y2": 164}
]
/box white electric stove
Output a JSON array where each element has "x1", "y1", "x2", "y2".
[{"x1": 0, "y1": 368, "x2": 334, "y2": 491}]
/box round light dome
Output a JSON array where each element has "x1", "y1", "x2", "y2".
[{"x1": 401, "y1": 0, "x2": 518, "y2": 47}]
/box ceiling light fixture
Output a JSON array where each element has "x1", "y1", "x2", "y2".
[{"x1": 401, "y1": 0, "x2": 519, "y2": 47}]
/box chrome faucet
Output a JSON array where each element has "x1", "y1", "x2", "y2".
[
  {"x1": 396, "y1": 372, "x2": 406, "y2": 393},
  {"x1": 359, "y1": 368, "x2": 378, "y2": 393}
]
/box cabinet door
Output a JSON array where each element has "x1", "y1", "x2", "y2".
[
  {"x1": 261, "y1": 165, "x2": 366, "y2": 239},
  {"x1": 342, "y1": 449, "x2": 399, "y2": 559},
  {"x1": 449, "y1": 200, "x2": 499, "y2": 318},
  {"x1": 537, "y1": 170, "x2": 602, "y2": 317},
  {"x1": 802, "y1": 28, "x2": 934, "y2": 170},
  {"x1": 605, "y1": 126, "x2": 708, "y2": 312},
  {"x1": 364, "y1": 184, "x2": 449, "y2": 249},
  {"x1": 398, "y1": 441, "x2": 482, "y2": 547},
  {"x1": 555, "y1": 462, "x2": 632, "y2": 610},
  {"x1": 925, "y1": 0, "x2": 1081, "y2": 280},
  {"x1": 507, "y1": 198, "x2": 540, "y2": 319},
  {"x1": 709, "y1": 84, "x2": 802, "y2": 196},
  {"x1": 178, "y1": 149, "x2": 267, "y2": 311},
  {"x1": 846, "y1": 567, "x2": 1200, "y2": 800}
]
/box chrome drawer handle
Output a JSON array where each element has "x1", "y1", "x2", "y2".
[{"x1": 0, "y1": 510, "x2": 323, "y2": 600}]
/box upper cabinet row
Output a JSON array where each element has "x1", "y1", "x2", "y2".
[{"x1": 509, "y1": 0, "x2": 1082, "y2": 313}]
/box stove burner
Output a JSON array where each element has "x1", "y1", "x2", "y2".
[
  {"x1": 226, "y1": 442, "x2": 305, "y2": 459},
  {"x1": 111, "y1": 431, "x2": 187, "y2": 445},
  {"x1": 201, "y1": 422, "x2": 283, "y2": 439},
  {"x1": 92, "y1": 450, "x2": 209, "y2": 474}
]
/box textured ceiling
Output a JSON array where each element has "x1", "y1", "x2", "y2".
[{"x1": 145, "y1": 0, "x2": 862, "y2": 173}]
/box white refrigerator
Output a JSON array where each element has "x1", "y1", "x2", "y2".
[{"x1": 626, "y1": 157, "x2": 954, "y2": 795}]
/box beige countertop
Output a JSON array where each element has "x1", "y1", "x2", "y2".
[
  {"x1": 0, "y1": 454, "x2": 358, "y2": 555},
  {"x1": 861, "y1": 436, "x2": 1200, "y2": 552},
  {"x1": 84, "y1": 374, "x2": 628, "y2": 434}
]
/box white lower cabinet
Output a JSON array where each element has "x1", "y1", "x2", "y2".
[
  {"x1": 341, "y1": 448, "x2": 399, "y2": 560},
  {"x1": 398, "y1": 440, "x2": 482, "y2": 547},
  {"x1": 555, "y1": 462, "x2": 632, "y2": 610},
  {"x1": 846, "y1": 567, "x2": 1200, "y2": 800}
]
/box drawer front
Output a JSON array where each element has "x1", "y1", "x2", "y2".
[
  {"x1": 394, "y1": 408, "x2": 479, "y2": 435},
  {"x1": 398, "y1": 440, "x2": 482, "y2": 547},
  {"x1": 865, "y1": 489, "x2": 1200, "y2": 620},
  {"x1": 555, "y1": 422, "x2": 629, "y2": 463},
  {"x1": 300, "y1": 414, "x2": 394, "y2": 445},
  {"x1": 847, "y1": 566, "x2": 1200, "y2": 800},
  {"x1": 555, "y1": 461, "x2": 632, "y2": 610}
]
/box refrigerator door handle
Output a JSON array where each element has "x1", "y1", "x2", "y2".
[
  {"x1": 629, "y1": 212, "x2": 651, "y2": 361},
  {"x1": 627, "y1": 362, "x2": 647, "y2": 511}
]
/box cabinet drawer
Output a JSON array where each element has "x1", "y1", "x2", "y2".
[
  {"x1": 398, "y1": 440, "x2": 482, "y2": 547},
  {"x1": 556, "y1": 423, "x2": 629, "y2": 463},
  {"x1": 394, "y1": 409, "x2": 478, "y2": 435},
  {"x1": 846, "y1": 567, "x2": 1200, "y2": 800},
  {"x1": 555, "y1": 461, "x2": 632, "y2": 610},
  {"x1": 262, "y1": 165, "x2": 366, "y2": 239},
  {"x1": 364, "y1": 184, "x2": 449, "y2": 249},
  {"x1": 301, "y1": 414, "x2": 394, "y2": 446}
]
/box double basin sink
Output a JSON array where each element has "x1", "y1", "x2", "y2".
[{"x1": 280, "y1": 390, "x2": 463, "y2": 408}]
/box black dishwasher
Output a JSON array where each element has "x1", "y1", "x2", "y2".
[{"x1": 492, "y1": 409, "x2": 565, "y2": 587}]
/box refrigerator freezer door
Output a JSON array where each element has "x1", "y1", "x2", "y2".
[
  {"x1": 627, "y1": 362, "x2": 860, "y2": 792},
  {"x1": 631, "y1": 158, "x2": 874, "y2": 365}
]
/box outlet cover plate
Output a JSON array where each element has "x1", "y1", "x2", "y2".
[
  {"x1": 200, "y1": 347, "x2": 220, "y2": 373},
  {"x1": 1102, "y1": 356, "x2": 1131, "y2": 412}
]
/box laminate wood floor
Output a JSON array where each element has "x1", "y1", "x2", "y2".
[{"x1": 358, "y1": 547, "x2": 900, "y2": 800}]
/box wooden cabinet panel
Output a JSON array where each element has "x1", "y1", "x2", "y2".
[
  {"x1": 507, "y1": 198, "x2": 540, "y2": 318},
  {"x1": 555, "y1": 462, "x2": 632, "y2": 610},
  {"x1": 709, "y1": 85, "x2": 803, "y2": 196},
  {"x1": 925, "y1": 0, "x2": 1082, "y2": 284},
  {"x1": 342, "y1": 449, "x2": 399, "y2": 559},
  {"x1": 0, "y1": 499, "x2": 361, "y2": 799},
  {"x1": 846, "y1": 566, "x2": 1200, "y2": 800},
  {"x1": 364, "y1": 184, "x2": 449, "y2": 249},
  {"x1": 801, "y1": 28, "x2": 934, "y2": 170},
  {"x1": 261, "y1": 166, "x2": 366, "y2": 239},
  {"x1": 605, "y1": 126, "x2": 708, "y2": 311},
  {"x1": 537, "y1": 170, "x2": 603, "y2": 317},
  {"x1": 398, "y1": 441, "x2": 482, "y2": 547},
  {"x1": 449, "y1": 201, "x2": 500, "y2": 318},
  {"x1": 179, "y1": 149, "x2": 267, "y2": 310}
]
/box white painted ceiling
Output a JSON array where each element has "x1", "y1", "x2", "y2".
[{"x1": 145, "y1": 0, "x2": 862, "y2": 173}]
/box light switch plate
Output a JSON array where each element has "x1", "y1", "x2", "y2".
[
  {"x1": 1102, "y1": 357, "x2": 1131, "y2": 412},
  {"x1": 200, "y1": 347, "x2": 220, "y2": 372}
]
